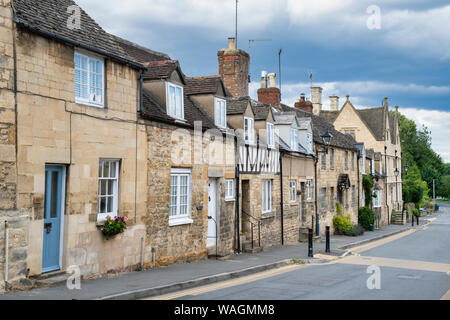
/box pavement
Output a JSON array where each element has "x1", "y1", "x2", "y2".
[{"x1": 0, "y1": 212, "x2": 437, "y2": 300}]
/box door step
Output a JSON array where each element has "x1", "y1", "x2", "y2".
[
  {"x1": 31, "y1": 270, "x2": 70, "y2": 288},
  {"x1": 242, "y1": 241, "x2": 263, "y2": 253}
]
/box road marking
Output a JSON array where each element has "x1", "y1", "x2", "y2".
[
  {"x1": 314, "y1": 254, "x2": 336, "y2": 260},
  {"x1": 349, "y1": 228, "x2": 418, "y2": 254},
  {"x1": 146, "y1": 263, "x2": 308, "y2": 300},
  {"x1": 441, "y1": 290, "x2": 450, "y2": 300},
  {"x1": 336, "y1": 255, "x2": 450, "y2": 273}
]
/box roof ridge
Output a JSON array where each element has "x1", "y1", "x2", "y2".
[{"x1": 111, "y1": 34, "x2": 171, "y2": 60}]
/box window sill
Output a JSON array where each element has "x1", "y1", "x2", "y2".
[
  {"x1": 75, "y1": 99, "x2": 105, "y2": 109},
  {"x1": 261, "y1": 211, "x2": 275, "y2": 219},
  {"x1": 225, "y1": 198, "x2": 235, "y2": 202},
  {"x1": 169, "y1": 217, "x2": 193, "y2": 227}
]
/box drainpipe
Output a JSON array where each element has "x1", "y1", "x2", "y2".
[
  {"x1": 357, "y1": 151, "x2": 361, "y2": 223},
  {"x1": 234, "y1": 135, "x2": 241, "y2": 253},
  {"x1": 385, "y1": 146, "x2": 389, "y2": 224},
  {"x1": 279, "y1": 150, "x2": 284, "y2": 246},
  {"x1": 314, "y1": 149, "x2": 319, "y2": 236},
  {"x1": 4, "y1": 221, "x2": 9, "y2": 291}
]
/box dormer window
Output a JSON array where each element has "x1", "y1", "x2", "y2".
[
  {"x1": 290, "y1": 128, "x2": 298, "y2": 151},
  {"x1": 75, "y1": 52, "x2": 104, "y2": 107},
  {"x1": 214, "y1": 97, "x2": 227, "y2": 128},
  {"x1": 244, "y1": 117, "x2": 254, "y2": 144},
  {"x1": 266, "y1": 123, "x2": 274, "y2": 148},
  {"x1": 166, "y1": 82, "x2": 184, "y2": 120},
  {"x1": 307, "y1": 132, "x2": 313, "y2": 153}
]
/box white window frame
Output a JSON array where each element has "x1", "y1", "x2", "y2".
[
  {"x1": 374, "y1": 189, "x2": 382, "y2": 207},
  {"x1": 244, "y1": 117, "x2": 255, "y2": 145},
  {"x1": 262, "y1": 179, "x2": 272, "y2": 213},
  {"x1": 321, "y1": 148, "x2": 326, "y2": 169},
  {"x1": 289, "y1": 180, "x2": 297, "y2": 202},
  {"x1": 166, "y1": 82, "x2": 185, "y2": 120},
  {"x1": 75, "y1": 51, "x2": 105, "y2": 108},
  {"x1": 225, "y1": 179, "x2": 235, "y2": 201},
  {"x1": 306, "y1": 179, "x2": 313, "y2": 200},
  {"x1": 371, "y1": 159, "x2": 375, "y2": 175},
  {"x1": 351, "y1": 152, "x2": 355, "y2": 170},
  {"x1": 98, "y1": 159, "x2": 120, "y2": 222},
  {"x1": 290, "y1": 127, "x2": 298, "y2": 151},
  {"x1": 345, "y1": 151, "x2": 349, "y2": 170},
  {"x1": 169, "y1": 168, "x2": 193, "y2": 226},
  {"x1": 320, "y1": 188, "x2": 326, "y2": 211},
  {"x1": 361, "y1": 149, "x2": 366, "y2": 174},
  {"x1": 214, "y1": 97, "x2": 227, "y2": 128},
  {"x1": 307, "y1": 132, "x2": 313, "y2": 153},
  {"x1": 267, "y1": 122, "x2": 275, "y2": 148}
]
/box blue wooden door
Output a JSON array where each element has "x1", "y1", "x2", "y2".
[{"x1": 42, "y1": 165, "x2": 64, "y2": 273}]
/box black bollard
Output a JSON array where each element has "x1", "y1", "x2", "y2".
[
  {"x1": 412, "y1": 214, "x2": 414, "y2": 226},
  {"x1": 308, "y1": 228, "x2": 314, "y2": 257},
  {"x1": 417, "y1": 215, "x2": 419, "y2": 225},
  {"x1": 325, "y1": 226, "x2": 330, "y2": 253}
]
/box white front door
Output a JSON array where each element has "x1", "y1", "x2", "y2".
[{"x1": 207, "y1": 179, "x2": 217, "y2": 248}]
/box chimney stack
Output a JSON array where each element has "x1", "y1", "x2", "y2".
[
  {"x1": 257, "y1": 71, "x2": 280, "y2": 107},
  {"x1": 329, "y1": 96, "x2": 339, "y2": 111},
  {"x1": 218, "y1": 37, "x2": 250, "y2": 97},
  {"x1": 311, "y1": 87, "x2": 323, "y2": 115},
  {"x1": 294, "y1": 93, "x2": 313, "y2": 113}
]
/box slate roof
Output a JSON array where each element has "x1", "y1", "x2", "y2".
[
  {"x1": 143, "y1": 60, "x2": 185, "y2": 82},
  {"x1": 12, "y1": 0, "x2": 143, "y2": 69},
  {"x1": 251, "y1": 103, "x2": 272, "y2": 121},
  {"x1": 280, "y1": 104, "x2": 357, "y2": 150},
  {"x1": 357, "y1": 107, "x2": 386, "y2": 141},
  {"x1": 185, "y1": 76, "x2": 230, "y2": 96},
  {"x1": 227, "y1": 96, "x2": 251, "y2": 115},
  {"x1": 388, "y1": 113, "x2": 396, "y2": 144},
  {"x1": 320, "y1": 110, "x2": 339, "y2": 123},
  {"x1": 112, "y1": 35, "x2": 170, "y2": 63},
  {"x1": 141, "y1": 90, "x2": 216, "y2": 130}
]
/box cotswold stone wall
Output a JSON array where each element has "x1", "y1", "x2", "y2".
[
  {"x1": 0, "y1": 0, "x2": 30, "y2": 292},
  {"x1": 317, "y1": 146, "x2": 359, "y2": 235},
  {"x1": 145, "y1": 122, "x2": 236, "y2": 266},
  {"x1": 7, "y1": 23, "x2": 150, "y2": 281},
  {"x1": 239, "y1": 173, "x2": 283, "y2": 249}
]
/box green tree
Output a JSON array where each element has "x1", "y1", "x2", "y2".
[{"x1": 396, "y1": 112, "x2": 445, "y2": 199}]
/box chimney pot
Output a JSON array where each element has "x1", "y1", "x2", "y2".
[
  {"x1": 268, "y1": 73, "x2": 276, "y2": 88},
  {"x1": 228, "y1": 37, "x2": 236, "y2": 50},
  {"x1": 260, "y1": 70, "x2": 268, "y2": 89}
]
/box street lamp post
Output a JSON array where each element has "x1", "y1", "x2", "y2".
[
  {"x1": 394, "y1": 167, "x2": 399, "y2": 211},
  {"x1": 314, "y1": 130, "x2": 333, "y2": 237}
]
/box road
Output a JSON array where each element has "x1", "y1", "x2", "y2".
[{"x1": 150, "y1": 203, "x2": 450, "y2": 300}]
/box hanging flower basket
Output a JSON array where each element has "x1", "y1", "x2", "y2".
[{"x1": 100, "y1": 216, "x2": 128, "y2": 240}]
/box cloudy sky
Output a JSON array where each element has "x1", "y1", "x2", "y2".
[{"x1": 77, "y1": 0, "x2": 450, "y2": 162}]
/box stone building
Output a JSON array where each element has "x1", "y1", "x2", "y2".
[
  {"x1": 273, "y1": 112, "x2": 315, "y2": 240},
  {"x1": 225, "y1": 96, "x2": 283, "y2": 251},
  {"x1": 321, "y1": 95, "x2": 403, "y2": 225},
  {"x1": 0, "y1": 0, "x2": 239, "y2": 291},
  {"x1": 278, "y1": 95, "x2": 360, "y2": 236},
  {"x1": 0, "y1": 0, "x2": 151, "y2": 290}
]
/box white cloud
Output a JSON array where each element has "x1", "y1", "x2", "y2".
[{"x1": 250, "y1": 80, "x2": 450, "y2": 109}]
